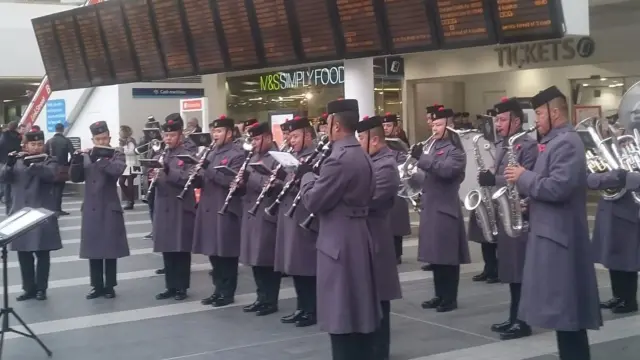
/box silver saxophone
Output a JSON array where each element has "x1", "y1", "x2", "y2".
[
  {"x1": 463, "y1": 135, "x2": 498, "y2": 242},
  {"x1": 491, "y1": 128, "x2": 536, "y2": 238}
]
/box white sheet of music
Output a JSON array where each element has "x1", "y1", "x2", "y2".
[{"x1": 269, "y1": 151, "x2": 300, "y2": 168}]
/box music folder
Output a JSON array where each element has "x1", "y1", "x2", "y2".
[
  {"x1": 269, "y1": 151, "x2": 299, "y2": 168},
  {"x1": 0, "y1": 207, "x2": 56, "y2": 245},
  {"x1": 176, "y1": 154, "x2": 199, "y2": 165},
  {"x1": 91, "y1": 146, "x2": 115, "y2": 158},
  {"x1": 139, "y1": 159, "x2": 164, "y2": 169},
  {"x1": 189, "y1": 132, "x2": 212, "y2": 147},
  {"x1": 213, "y1": 166, "x2": 237, "y2": 177},
  {"x1": 249, "y1": 162, "x2": 273, "y2": 176},
  {"x1": 23, "y1": 154, "x2": 48, "y2": 167}
]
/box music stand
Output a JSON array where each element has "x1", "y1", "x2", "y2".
[{"x1": 0, "y1": 207, "x2": 56, "y2": 358}]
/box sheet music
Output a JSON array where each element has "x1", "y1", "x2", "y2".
[
  {"x1": 0, "y1": 209, "x2": 49, "y2": 238},
  {"x1": 269, "y1": 151, "x2": 300, "y2": 167}
]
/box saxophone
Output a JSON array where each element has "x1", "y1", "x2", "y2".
[
  {"x1": 491, "y1": 128, "x2": 536, "y2": 238},
  {"x1": 463, "y1": 135, "x2": 498, "y2": 242}
]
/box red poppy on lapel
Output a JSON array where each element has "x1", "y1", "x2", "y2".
[
  {"x1": 538, "y1": 144, "x2": 546, "y2": 152},
  {"x1": 516, "y1": 144, "x2": 521, "y2": 150},
  {"x1": 436, "y1": 150, "x2": 445, "y2": 155},
  {"x1": 177, "y1": 160, "x2": 184, "y2": 167},
  {"x1": 220, "y1": 158, "x2": 228, "y2": 165}
]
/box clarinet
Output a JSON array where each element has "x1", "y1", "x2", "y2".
[
  {"x1": 286, "y1": 142, "x2": 331, "y2": 218},
  {"x1": 177, "y1": 143, "x2": 216, "y2": 200},
  {"x1": 218, "y1": 148, "x2": 254, "y2": 215},
  {"x1": 247, "y1": 146, "x2": 293, "y2": 216},
  {"x1": 145, "y1": 150, "x2": 166, "y2": 199},
  {"x1": 264, "y1": 137, "x2": 328, "y2": 217},
  {"x1": 299, "y1": 143, "x2": 333, "y2": 230}
]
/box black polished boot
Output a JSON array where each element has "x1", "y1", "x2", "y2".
[
  {"x1": 421, "y1": 297, "x2": 442, "y2": 309},
  {"x1": 86, "y1": 287, "x2": 104, "y2": 299},
  {"x1": 490, "y1": 320, "x2": 512, "y2": 333},
  {"x1": 499, "y1": 322, "x2": 532, "y2": 340},
  {"x1": 174, "y1": 289, "x2": 188, "y2": 301},
  {"x1": 611, "y1": 300, "x2": 638, "y2": 314},
  {"x1": 600, "y1": 297, "x2": 622, "y2": 309},
  {"x1": 243, "y1": 301, "x2": 263, "y2": 313},
  {"x1": 123, "y1": 202, "x2": 134, "y2": 210},
  {"x1": 155, "y1": 268, "x2": 165, "y2": 275},
  {"x1": 436, "y1": 300, "x2": 457, "y2": 313},
  {"x1": 212, "y1": 295, "x2": 234, "y2": 307},
  {"x1": 281, "y1": 310, "x2": 303, "y2": 324},
  {"x1": 35, "y1": 290, "x2": 47, "y2": 301},
  {"x1": 16, "y1": 291, "x2": 37, "y2": 301},
  {"x1": 472, "y1": 271, "x2": 487, "y2": 282},
  {"x1": 103, "y1": 287, "x2": 116, "y2": 299},
  {"x1": 295, "y1": 312, "x2": 317, "y2": 327},
  {"x1": 201, "y1": 294, "x2": 219, "y2": 305},
  {"x1": 421, "y1": 264, "x2": 433, "y2": 271},
  {"x1": 256, "y1": 303, "x2": 278, "y2": 316},
  {"x1": 155, "y1": 289, "x2": 176, "y2": 300},
  {"x1": 486, "y1": 275, "x2": 500, "y2": 284}
]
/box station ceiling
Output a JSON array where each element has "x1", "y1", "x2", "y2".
[{"x1": 0, "y1": 79, "x2": 39, "y2": 103}]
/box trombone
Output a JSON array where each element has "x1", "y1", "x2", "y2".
[{"x1": 134, "y1": 139, "x2": 163, "y2": 156}]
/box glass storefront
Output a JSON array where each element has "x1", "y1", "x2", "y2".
[{"x1": 226, "y1": 60, "x2": 403, "y2": 124}]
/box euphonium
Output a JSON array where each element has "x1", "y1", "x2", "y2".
[
  {"x1": 491, "y1": 128, "x2": 536, "y2": 238},
  {"x1": 463, "y1": 134, "x2": 498, "y2": 242}
]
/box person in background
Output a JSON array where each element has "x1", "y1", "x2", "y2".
[
  {"x1": 183, "y1": 118, "x2": 202, "y2": 152},
  {"x1": 118, "y1": 125, "x2": 138, "y2": 210},
  {"x1": 0, "y1": 121, "x2": 24, "y2": 214},
  {"x1": 140, "y1": 116, "x2": 161, "y2": 241},
  {"x1": 45, "y1": 122, "x2": 75, "y2": 216}
]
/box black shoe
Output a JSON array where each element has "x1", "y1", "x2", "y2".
[
  {"x1": 156, "y1": 289, "x2": 176, "y2": 300},
  {"x1": 144, "y1": 233, "x2": 153, "y2": 240},
  {"x1": 600, "y1": 297, "x2": 622, "y2": 309},
  {"x1": 103, "y1": 288, "x2": 116, "y2": 299},
  {"x1": 201, "y1": 294, "x2": 220, "y2": 305},
  {"x1": 243, "y1": 301, "x2": 263, "y2": 313},
  {"x1": 57, "y1": 211, "x2": 70, "y2": 216},
  {"x1": 174, "y1": 290, "x2": 188, "y2": 301},
  {"x1": 490, "y1": 320, "x2": 512, "y2": 332},
  {"x1": 86, "y1": 287, "x2": 104, "y2": 299},
  {"x1": 486, "y1": 276, "x2": 500, "y2": 284},
  {"x1": 436, "y1": 301, "x2": 457, "y2": 313},
  {"x1": 256, "y1": 304, "x2": 278, "y2": 316},
  {"x1": 155, "y1": 268, "x2": 165, "y2": 275},
  {"x1": 421, "y1": 297, "x2": 442, "y2": 309},
  {"x1": 472, "y1": 272, "x2": 487, "y2": 282},
  {"x1": 35, "y1": 290, "x2": 47, "y2": 301},
  {"x1": 16, "y1": 291, "x2": 37, "y2": 301},
  {"x1": 397, "y1": 257, "x2": 402, "y2": 265},
  {"x1": 295, "y1": 312, "x2": 317, "y2": 327},
  {"x1": 281, "y1": 310, "x2": 304, "y2": 324},
  {"x1": 611, "y1": 300, "x2": 639, "y2": 314},
  {"x1": 422, "y1": 264, "x2": 433, "y2": 271},
  {"x1": 123, "y1": 203, "x2": 134, "y2": 210},
  {"x1": 212, "y1": 296, "x2": 234, "y2": 307},
  {"x1": 499, "y1": 323, "x2": 532, "y2": 340},
  {"x1": 208, "y1": 270, "x2": 213, "y2": 277}
]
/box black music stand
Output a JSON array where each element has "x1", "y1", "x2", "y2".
[{"x1": 0, "y1": 207, "x2": 56, "y2": 358}]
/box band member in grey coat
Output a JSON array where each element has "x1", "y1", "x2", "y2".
[
  {"x1": 588, "y1": 169, "x2": 639, "y2": 314},
  {"x1": 381, "y1": 113, "x2": 411, "y2": 263},
  {"x1": 193, "y1": 115, "x2": 245, "y2": 307},
  {"x1": 300, "y1": 99, "x2": 379, "y2": 360},
  {"x1": 152, "y1": 114, "x2": 197, "y2": 301},
  {"x1": 239, "y1": 122, "x2": 283, "y2": 317},
  {"x1": 356, "y1": 115, "x2": 402, "y2": 360},
  {"x1": 505, "y1": 86, "x2": 602, "y2": 360},
  {"x1": 70, "y1": 121, "x2": 130, "y2": 299},
  {"x1": 478, "y1": 98, "x2": 538, "y2": 339},
  {"x1": 0, "y1": 130, "x2": 61, "y2": 301},
  {"x1": 274, "y1": 117, "x2": 319, "y2": 327},
  {"x1": 413, "y1": 108, "x2": 469, "y2": 313}
]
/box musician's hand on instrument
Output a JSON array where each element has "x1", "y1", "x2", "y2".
[
  {"x1": 504, "y1": 165, "x2": 525, "y2": 183},
  {"x1": 477, "y1": 170, "x2": 496, "y2": 186},
  {"x1": 410, "y1": 145, "x2": 423, "y2": 160},
  {"x1": 200, "y1": 158, "x2": 210, "y2": 169},
  {"x1": 519, "y1": 199, "x2": 529, "y2": 214},
  {"x1": 6, "y1": 154, "x2": 17, "y2": 167},
  {"x1": 612, "y1": 168, "x2": 628, "y2": 188},
  {"x1": 296, "y1": 163, "x2": 313, "y2": 177}
]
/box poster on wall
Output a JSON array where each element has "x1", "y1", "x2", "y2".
[
  {"x1": 574, "y1": 105, "x2": 602, "y2": 126},
  {"x1": 269, "y1": 111, "x2": 295, "y2": 147}
]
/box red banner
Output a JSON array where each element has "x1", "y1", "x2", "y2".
[{"x1": 19, "y1": 0, "x2": 105, "y2": 129}]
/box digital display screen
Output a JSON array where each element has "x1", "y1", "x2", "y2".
[
  {"x1": 493, "y1": 0, "x2": 563, "y2": 43},
  {"x1": 336, "y1": 0, "x2": 382, "y2": 56},
  {"x1": 433, "y1": 0, "x2": 495, "y2": 48},
  {"x1": 54, "y1": 15, "x2": 91, "y2": 89},
  {"x1": 151, "y1": 0, "x2": 194, "y2": 78},
  {"x1": 384, "y1": 0, "x2": 435, "y2": 52},
  {"x1": 32, "y1": 18, "x2": 68, "y2": 90},
  {"x1": 122, "y1": 1, "x2": 165, "y2": 81},
  {"x1": 74, "y1": 7, "x2": 112, "y2": 87}
]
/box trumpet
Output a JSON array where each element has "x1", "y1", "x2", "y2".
[
  {"x1": 218, "y1": 143, "x2": 254, "y2": 215},
  {"x1": 248, "y1": 141, "x2": 292, "y2": 215},
  {"x1": 177, "y1": 142, "x2": 216, "y2": 200},
  {"x1": 135, "y1": 139, "x2": 163, "y2": 156},
  {"x1": 299, "y1": 143, "x2": 333, "y2": 230}
]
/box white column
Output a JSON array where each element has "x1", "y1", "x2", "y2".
[
  {"x1": 202, "y1": 74, "x2": 227, "y2": 120},
  {"x1": 343, "y1": 58, "x2": 375, "y2": 117}
]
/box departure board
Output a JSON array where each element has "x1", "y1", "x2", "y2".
[
  {"x1": 336, "y1": 0, "x2": 382, "y2": 56},
  {"x1": 54, "y1": 15, "x2": 91, "y2": 89},
  {"x1": 253, "y1": 0, "x2": 296, "y2": 65},
  {"x1": 433, "y1": 0, "x2": 495, "y2": 48},
  {"x1": 384, "y1": 0, "x2": 435, "y2": 52},
  {"x1": 182, "y1": 0, "x2": 225, "y2": 73},
  {"x1": 32, "y1": 18, "x2": 68, "y2": 90},
  {"x1": 493, "y1": 0, "x2": 563, "y2": 43},
  {"x1": 293, "y1": 0, "x2": 339, "y2": 61},
  {"x1": 96, "y1": 2, "x2": 138, "y2": 84},
  {"x1": 74, "y1": 7, "x2": 112, "y2": 86},
  {"x1": 122, "y1": 0, "x2": 165, "y2": 80},
  {"x1": 151, "y1": 0, "x2": 193, "y2": 78},
  {"x1": 217, "y1": 0, "x2": 259, "y2": 68}
]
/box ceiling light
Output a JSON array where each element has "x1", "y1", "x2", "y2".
[
  {"x1": 305, "y1": 92, "x2": 313, "y2": 100},
  {"x1": 583, "y1": 84, "x2": 589, "y2": 87},
  {"x1": 601, "y1": 78, "x2": 608, "y2": 81}
]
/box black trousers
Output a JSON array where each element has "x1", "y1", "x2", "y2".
[
  {"x1": 4, "y1": 183, "x2": 12, "y2": 215},
  {"x1": 393, "y1": 236, "x2": 403, "y2": 258},
  {"x1": 373, "y1": 301, "x2": 391, "y2": 360},
  {"x1": 162, "y1": 252, "x2": 191, "y2": 290},
  {"x1": 432, "y1": 264, "x2": 460, "y2": 303},
  {"x1": 118, "y1": 175, "x2": 135, "y2": 203},
  {"x1": 556, "y1": 330, "x2": 590, "y2": 360},
  {"x1": 209, "y1": 256, "x2": 238, "y2": 298},
  {"x1": 17, "y1": 251, "x2": 50, "y2": 292},
  {"x1": 89, "y1": 259, "x2": 117, "y2": 289},
  {"x1": 509, "y1": 283, "x2": 525, "y2": 323},
  {"x1": 609, "y1": 269, "x2": 638, "y2": 304},
  {"x1": 330, "y1": 332, "x2": 375, "y2": 360},
  {"x1": 53, "y1": 181, "x2": 66, "y2": 211},
  {"x1": 252, "y1": 266, "x2": 281, "y2": 305},
  {"x1": 293, "y1": 275, "x2": 316, "y2": 313},
  {"x1": 481, "y1": 242, "x2": 498, "y2": 277}
]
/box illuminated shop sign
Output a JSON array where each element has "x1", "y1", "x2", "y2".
[{"x1": 260, "y1": 66, "x2": 345, "y2": 91}]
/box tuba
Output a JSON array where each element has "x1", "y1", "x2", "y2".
[
  {"x1": 463, "y1": 134, "x2": 498, "y2": 243},
  {"x1": 491, "y1": 127, "x2": 536, "y2": 238}
]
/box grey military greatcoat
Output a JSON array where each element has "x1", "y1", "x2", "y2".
[
  {"x1": 301, "y1": 136, "x2": 380, "y2": 335},
  {"x1": 70, "y1": 152, "x2": 130, "y2": 259},
  {"x1": 274, "y1": 145, "x2": 318, "y2": 276},
  {"x1": 588, "y1": 172, "x2": 640, "y2": 272},
  {"x1": 516, "y1": 124, "x2": 602, "y2": 331},
  {"x1": 239, "y1": 145, "x2": 281, "y2": 267},
  {"x1": 192, "y1": 142, "x2": 246, "y2": 257},
  {"x1": 369, "y1": 146, "x2": 402, "y2": 301},
  {"x1": 0, "y1": 158, "x2": 62, "y2": 252},
  {"x1": 389, "y1": 148, "x2": 411, "y2": 237},
  {"x1": 152, "y1": 145, "x2": 197, "y2": 253},
  {"x1": 493, "y1": 134, "x2": 538, "y2": 283},
  {"x1": 417, "y1": 139, "x2": 470, "y2": 265}
]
